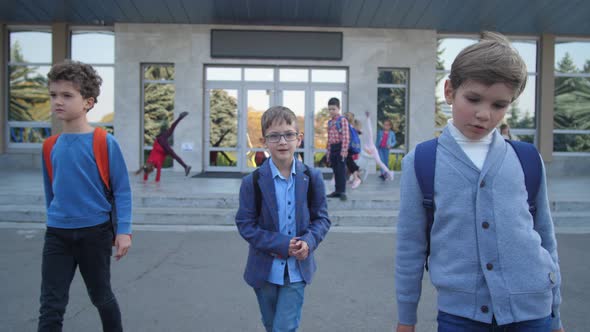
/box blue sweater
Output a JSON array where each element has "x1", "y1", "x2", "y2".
[
  {"x1": 395, "y1": 127, "x2": 562, "y2": 330},
  {"x1": 42, "y1": 132, "x2": 133, "y2": 234}
]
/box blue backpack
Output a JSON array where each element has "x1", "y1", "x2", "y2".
[
  {"x1": 414, "y1": 138, "x2": 542, "y2": 270},
  {"x1": 333, "y1": 116, "x2": 361, "y2": 155}
]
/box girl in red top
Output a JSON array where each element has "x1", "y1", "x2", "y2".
[{"x1": 137, "y1": 112, "x2": 191, "y2": 181}]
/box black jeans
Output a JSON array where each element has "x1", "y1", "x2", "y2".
[
  {"x1": 38, "y1": 221, "x2": 122, "y2": 332},
  {"x1": 330, "y1": 143, "x2": 346, "y2": 194}
]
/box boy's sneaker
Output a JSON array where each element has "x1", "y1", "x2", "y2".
[
  {"x1": 339, "y1": 193, "x2": 347, "y2": 201},
  {"x1": 185, "y1": 166, "x2": 192, "y2": 176},
  {"x1": 351, "y1": 178, "x2": 361, "y2": 189},
  {"x1": 379, "y1": 174, "x2": 385, "y2": 180},
  {"x1": 180, "y1": 111, "x2": 189, "y2": 118}
]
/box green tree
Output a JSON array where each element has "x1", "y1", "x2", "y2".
[
  {"x1": 553, "y1": 52, "x2": 590, "y2": 152},
  {"x1": 435, "y1": 40, "x2": 450, "y2": 128},
  {"x1": 8, "y1": 41, "x2": 51, "y2": 143}
]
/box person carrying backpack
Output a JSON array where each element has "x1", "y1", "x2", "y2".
[
  {"x1": 325, "y1": 97, "x2": 349, "y2": 201},
  {"x1": 235, "y1": 106, "x2": 331, "y2": 332},
  {"x1": 40, "y1": 61, "x2": 132, "y2": 332},
  {"x1": 344, "y1": 111, "x2": 362, "y2": 189},
  {"x1": 395, "y1": 32, "x2": 565, "y2": 332}
]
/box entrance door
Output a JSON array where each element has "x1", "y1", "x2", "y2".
[{"x1": 205, "y1": 66, "x2": 347, "y2": 173}]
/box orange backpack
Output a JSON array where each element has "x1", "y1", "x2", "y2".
[{"x1": 42, "y1": 127, "x2": 117, "y2": 240}]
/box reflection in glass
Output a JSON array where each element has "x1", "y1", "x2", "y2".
[
  {"x1": 437, "y1": 38, "x2": 478, "y2": 71},
  {"x1": 311, "y1": 69, "x2": 347, "y2": 83},
  {"x1": 554, "y1": 76, "x2": 590, "y2": 131},
  {"x1": 508, "y1": 75, "x2": 536, "y2": 129},
  {"x1": 144, "y1": 83, "x2": 175, "y2": 148},
  {"x1": 247, "y1": 90, "x2": 270, "y2": 149},
  {"x1": 209, "y1": 89, "x2": 238, "y2": 148},
  {"x1": 71, "y1": 31, "x2": 115, "y2": 64},
  {"x1": 209, "y1": 151, "x2": 237, "y2": 166},
  {"x1": 435, "y1": 73, "x2": 450, "y2": 128},
  {"x1": 314, "y1": 152, "x2": 329, "y2": 168},
  {"x1": 245, "y1": 150, "x2": 268, "y2": 168},
  {"x1": 207, "y1": 67, "x2": 241, "y2": 81},
  {"x1": 245, "y1": 68, "x2": 274, "y2": 81},
  {"x1": 9, "y1": 127, "x2": 52, "y2": 143},
  {"x1": 144, "y1": 65, "x2": 175, "y2": 81},
  {"x1": 555, "y1": 41, "x2": 590, "y2": 71},
  {"x1": 512, "y1": 40, "x2": 537, "y2": 73},
  {"x1": 9, "y1": 31, "x2": 52, "y2": 63},
  {"x1": 279, "y1": 69, "x2": 308, "y2": 82},
  {"x1": 553, "y1": 133, "x2": 590, "y2": 152},
  {"x1": 378, "y1": 87, "x2": 406, "y2": 150},
  {"x1": 9, "y1": 65, "x2": 51, "y2": 121},
  {"x1": 378, "y1": 69, "x2": 408, "y2": 84},
  {"x1": 314, "y1": 91, "x2": 342, "y2": 150},
  {"x1": 87, "y1": 66, "x2": 114, "y2": 123}
]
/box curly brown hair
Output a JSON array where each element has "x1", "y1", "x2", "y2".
[{"x1": 47, "y1": 60, "x2": 103, "y2": 107}]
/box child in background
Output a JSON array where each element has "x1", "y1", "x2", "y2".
[
  {"x1": 326, "y1": 97, "x2": 349, "y2": 201},
  {"x1": 375, "y1": 119, "x2": 396, "y2": 180},
  {"x1": 395, "y1": 32, "x2": 564, "y2": 332},
  {"x1": 137, "y1": 111, "x2": 191, "y2": 182},
  {"x1": 343, "y1": 111, "x2": 362, "y2": 189}
]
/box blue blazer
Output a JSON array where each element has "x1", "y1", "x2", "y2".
[
  {"x1": 376, "y1": 129, "x2": 396, "y2": 149},
  {"x1": 235, "y1": 159, "x2": 331, "y2": 288}
]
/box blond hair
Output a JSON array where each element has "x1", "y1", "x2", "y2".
[{"x1": 449, "y1": 31, "x2": 527, "y2": 101}]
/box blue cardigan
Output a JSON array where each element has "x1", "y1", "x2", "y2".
[
  {"x1": 395, "y1": 127, "x2": 562, "y2": 330},
  {"x1": 235, "y1": 159, "x2": 331, "y2": 288}
]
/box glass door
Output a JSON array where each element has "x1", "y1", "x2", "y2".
[
  {"x1": 279, "y1": 89, "x2": 307, "y2": 164},
  {"x1": 206, "y1": 88, "x2": 240, "y2": 171},
  {"x1": 244, "y1": 88, "x2": 272, "y2": 171}
]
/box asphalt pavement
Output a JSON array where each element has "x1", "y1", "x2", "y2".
[{"x1": 1, "y1": 226, "x2": 588, "y2": 332}]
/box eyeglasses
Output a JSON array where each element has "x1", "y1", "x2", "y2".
[{"x1": 265, "y1": 132, "x2": 299, "y2": 143}]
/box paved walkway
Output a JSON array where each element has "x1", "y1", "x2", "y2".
[{"x1": 1, "y1": 168, "x2": 589, "y2": 231}]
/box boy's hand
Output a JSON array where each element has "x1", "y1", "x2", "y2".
[
  {"x1": 293, "y1": 240, "x2": 309, "y2": 260},
  {"x1": 396, "y1": 324, "x2": 415, "y2": 332},
  {"x1": 114, "y1": 234, "x2": 132, "y2": 261},
  {"x1": 288, "y1": 238, "x2": 300, "y2": 257}
]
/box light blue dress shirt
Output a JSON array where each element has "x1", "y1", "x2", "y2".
[{"x1": 267, "y1": 158, "x2": 304, "y2": 285}]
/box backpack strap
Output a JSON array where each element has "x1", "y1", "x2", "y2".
[
  {"x1": 93, "y1": 127, "x2": 111, "y2": 192},
  {"x1": 505, "y1": 140, "x2": 542, "y2": 220},
  {"x1": 42, "y1": 134, "x2": 60, "y2": 183},
  {"x1": 414, "y1": 138, "x2": 438, "y2": 271},
  {"x1": 253, "y1": 163, "x2": 314, "y2": 217}
]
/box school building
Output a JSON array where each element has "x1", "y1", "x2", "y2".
[{"x1": 1, "y1": 0, "x2": 589, "y2": 175}]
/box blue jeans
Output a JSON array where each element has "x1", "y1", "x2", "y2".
[
  {"x1": 377, "y1": 147, "x2": 389, "y2": 175},
  {"x1": 38, "y1": 221, "x2": 122, "y2": 332},
  {"x1": 437, "y1": 311, "x2": 552, "y2": 332},
  {"x1": 254, "y1": 277, "x2": 306, "y2": 332}
]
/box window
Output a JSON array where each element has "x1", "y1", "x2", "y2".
[
  {"x1": 554, "y1": 39, "x2": 590, "y2": 153},
  {"x1": 70, "y1": 30, "x2": 115, "y2": 133},
  {"x1": 436, "y1": 36, "x2": 538, "y2": 144},
  {"x1": 7, "y1": 29, "x2": 52, "y2": 146},
  {"x1": 377, "y1": 68, "x2": 409, "y2": 171},
  {"x1": 142, "y1": 64, "x2": 175, "y2": 167}
]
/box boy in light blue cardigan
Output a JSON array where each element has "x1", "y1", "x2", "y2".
[{"x1": 395, "y1": 32, "x2": 565, "y2": 332}]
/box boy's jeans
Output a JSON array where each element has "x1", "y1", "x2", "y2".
[
  {"x1": 329, "y1": 143, "x2": 346, "y2": 194},
  {"x1": 254, "y1": 276, "x2": 306, "y2": 332},
  {"x1": 38, "y1": 221, "x2": 122, "y2": 332},
  {"x1": 437, "y1": 311, "x2": 552, "y2": 332}
]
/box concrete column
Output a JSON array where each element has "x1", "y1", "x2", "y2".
[
  {"x1": 50, "y1": 23, "x2": 69, "y2": 135},
  {"x1": 0, "y1": 24, "x2": 6, "y2": 154},
  {"x1": 538, "y1": 34, "x2": 555, "y2": 162}
]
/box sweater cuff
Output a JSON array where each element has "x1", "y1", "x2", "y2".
[
  {"x1": 116, "y1": 221, "x2": 132, "y2": 235},
  {"x1": 397, "y1": 301, "x2": 418, "y2": 325},
  {"x1": 551, "y1": 309, "x2": 562, "y2": 331}
]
